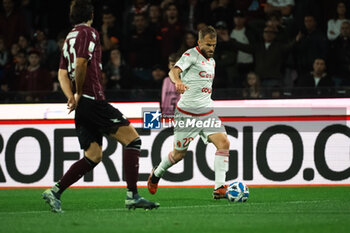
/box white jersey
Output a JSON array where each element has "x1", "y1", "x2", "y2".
[{"x1": 175, "y1": 46, "x2": 215, "y2": 114}]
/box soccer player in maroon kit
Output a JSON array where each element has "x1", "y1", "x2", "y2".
[{"x1": 42, "y1": 0, "x2": 159, "y2": 212}]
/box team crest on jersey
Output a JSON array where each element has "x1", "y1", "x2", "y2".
[{"x1": 184, "y1": 53, "x2": 190, "y2": 56}]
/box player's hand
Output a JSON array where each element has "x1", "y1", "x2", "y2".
[
  {"x1": 67, "y1": 95, "x2": 77, "y2": 114},
  {"x1": 175, "y1": 81, "x2": 188, "y2": 94}
]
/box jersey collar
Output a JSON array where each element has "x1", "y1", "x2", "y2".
[{"x1": 195, "y1": 46, "x2": 210, "y2": 61}]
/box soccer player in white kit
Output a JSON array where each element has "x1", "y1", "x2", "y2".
[{"x1": 147, "y1": 26, "x2": 230, "y2": 199}]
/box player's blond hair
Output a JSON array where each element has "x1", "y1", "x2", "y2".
[{"x1": 198, "y1": 26, "x2": 217, "y2": 41}]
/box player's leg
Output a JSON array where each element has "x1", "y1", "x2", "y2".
[
  {"x1": 42, "y1": 141, "x2": 102, "y2": 213},
  {"x1": 208, "y1": 132, "x2": 230, "y2": 199},
  {"x1": 148, "y1": 123, "x2": 197, "y2": 194},
  {"x1": 110, "y1": 124, "x2": 160, "y2": 209},
  {"x1": 148, "y1": 109, "x2": 199, "y2": 194},
  {"x1": 43, "y1": 97, "x2": 107, "y2": 212},
  {"x1": 154, "y1": 148, "x2": 187, "y2": 176},
  {"x1": 55, "y1": 142, "x2": 102, "y2": 195},
  {"x1": 111, "y1": 125, "x2": 140, "y2": 195},
  {"x1": 147, "y1": 148, "x2": 187, "y2": 194}
]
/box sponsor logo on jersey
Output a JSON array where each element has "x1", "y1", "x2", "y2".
[
  {"x1": 199, "y1": 71, "x2": 215, "y2": 79},
  {"x1": 201, "y1": 88, "x2": 212, "y2": 93}
]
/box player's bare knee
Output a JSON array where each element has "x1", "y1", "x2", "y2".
[
  {"x1": 114, "y1": 125, "x2": 139, "y2": 146},
  {"x1": 218, "y1": 137, "x2": 230, "y2": 150},
  {"x1": 85, "y1": 150, "x2": 102, "y2": 163},
  {"x1": 85, "y1": 143, "x2": 103, "y2": 163}
]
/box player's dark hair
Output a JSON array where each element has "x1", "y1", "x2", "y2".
[
  {"x1": 70, "y1": 0, "x2": 94, "y2": 25},
  {"x1": 198, "y1": 26, "x2": 217, "y2": 41}
]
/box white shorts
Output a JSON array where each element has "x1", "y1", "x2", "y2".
[{"x1": 173, "y1": 107, "x2": 226, "y2": 150}]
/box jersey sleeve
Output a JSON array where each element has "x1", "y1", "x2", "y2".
[
  {"x1": 75, "y1": 28, "x2": 97, "y2": 60},
  {"x1": 175, "y1": 50, "x2": 196, "y2": 72}
]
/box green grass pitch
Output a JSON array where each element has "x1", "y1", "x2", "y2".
[{"x1": 0, "y1": 186, "x2": 349, "y2": 233}]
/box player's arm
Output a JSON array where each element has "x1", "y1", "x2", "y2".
[
  {"x1": 169, "y1": 66, "x2": 188, "y2": 94},
  {"x1": 58, "y1": 68, "x2": 76, "y2": 113},
  {"x1": 74, "y1": 57, "x2": 88, "y2": 98}
]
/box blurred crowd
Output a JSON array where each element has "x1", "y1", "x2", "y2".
[{"x1": 0, "y1": 0, "x2": 350, "y2": 102}]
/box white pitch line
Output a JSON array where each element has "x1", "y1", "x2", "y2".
[{"x1": 0, "y1": 200, "x2": 332, "y2": 216}]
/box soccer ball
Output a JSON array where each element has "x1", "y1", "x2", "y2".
[{"x1": 226, "y1": 181, "x2": 249, "y2": 202}]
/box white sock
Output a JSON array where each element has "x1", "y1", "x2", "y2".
[
  {"x1": 154, "y1": 152, "x2": 176, "y2": 177},
  {"x1": 214, "y1": 149, "x2": 229, "y2": 189}
]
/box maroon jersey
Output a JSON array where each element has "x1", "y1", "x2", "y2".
[{"x1": 59, "y1": 24, "x2": 105, "y2": 100}]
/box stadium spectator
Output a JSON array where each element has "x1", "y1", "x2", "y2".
[
  {"x1": 292, "y1": 0, "x2": 324, "y2": 35},
  {"x1": 296, "y1": 58, "x2": 334, "y2": 94},
  {"x1": 0, "y1": 36, "x2": 8, "y2": 68},
  {"x1": 196, "y1": 21, "x2": 207, "y2": 32},
  {"x1": 9, "y1": 43, "x2": 20, "y2": 61},
  {"x1": 147, "y1": 3, "x2": 162, "y2": 34},
  {"x1": 176, "y1": 30, "x2": 197, "y2": 56},
  {"x1": 294, "y1": 15, "x2": 328, "y2": 77},
  {"x1": 179, "y1": 0, "x2": 211, "y2": 32},
  {"x1": 230, "y1": 26, "x2": 298, "y2": 87},
  {"x1": 0, "y1": 0, "x2": 348, "y2": 102},
  {"x1": 17, "y1": 35, "x2": 32, "y2": 53},
  {"x1": 230, "y1": 10, "x2": 256, "y2": 87},
  {"x1": 18, "y1": 49, "x2": 52, "y2": 102},
  {"x1": 125, "y1": 13, "x2": 158, "y2": 83},
  {"x1": 161, "y1": 53, "x2": 180, "y2": 117},
  {"x1": 150, "y1": 64, "x2": 166, "y2": 89},
  {"x1": 214, "y1": 21, "x2": 237, "y2": 88},
  {"x1": 233, "y1": 0, "x2": 265, "y2": 22},
  {"x1": 327, "y1": 1, "x2": 349, "y2": 41},
  {"x1": 0, "y1": 36, "x2": 8, "y2": 90},
  {"x1": 104, "y1": 48, "x2": 132, "y2": 90},
  {"x1": 265, "y1": 11, "x2": 291, "y2": 43},
  {"x1": 2, "y1": 49, "x2": 27, "y2": 92},
  {"x1": 210, "y1": 0, "x2": 233, "y2": 29},
  {"x1": 0, "y1": 0, "x2": 29, "y2": 48},
  {"x1": 46, "y1": 31, "x2": 67, "y2": 91},
  {"x1": 124, "y1": 0, "x2": 150, "y2": 37},
  {"x1": 264, "y1": 0, "x2": 295, "y2": 24},
  {"x1": 32, "y1": 28, "x2": 58, "y2": 67},
  {"x1": 242, "y1": 71, "x2": 262, "y2": 98},
  {"x1": 160, "y1": 0, "x2": 174, "y2": 9},
  {"x1": 100, "y1": 6, "x2": 122, "y2": 63},
  {"x1": 131, "y1": 0, "x2": 149, "y2": 14},
  {"x1": 329, "y1": 21, "x2": 350, "y2": 86},
  {"x1": 159, "y1": 2, "x2": 184, "y2": 67}
]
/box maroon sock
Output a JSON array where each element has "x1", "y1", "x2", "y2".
[
  {"x1": 57, "y1": 157, "x2": 97, "y2": 194},
  {"x1": 123, "y1": 148, "x2": 139, "y2": 193}
]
